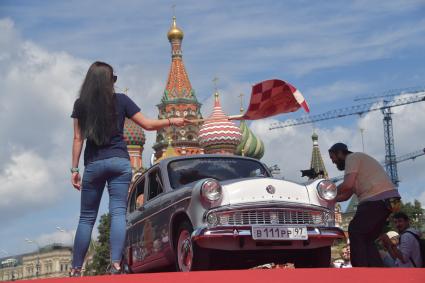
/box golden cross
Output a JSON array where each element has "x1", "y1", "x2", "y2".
[
  {"x1": 172, "y1": 4, "x2": 176, "y2": 17},
  {"x1": 238, "y1": 93, "x2": 244, "y2": 112},
  {"x1": 212, "y1": 77, "x2": 219, "y2": 93}
]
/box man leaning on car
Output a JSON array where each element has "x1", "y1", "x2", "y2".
[{"x1": 328, "y1": 143, "x2": 401, "y2": 267}]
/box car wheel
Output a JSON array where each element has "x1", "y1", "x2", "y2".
[
  {"x1": 310, "y1": 246, "x2": 331, "y2": 268},
  {"x1": 175, "y1": 221, "x2": 210, "y2": 271}
]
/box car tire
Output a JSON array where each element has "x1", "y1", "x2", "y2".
[
  {"x1": 122, "y1": 261, "x2": 133, "y2": 274},
  {"x1": 309, "y1": 246, "x2": 332, "y2": 268},
  {"x1": 175, "y1": 221, "x2": 210, "y2": 271}
]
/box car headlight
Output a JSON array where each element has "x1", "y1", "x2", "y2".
[
  {"x1": 200, "y1": 179, "x2": 222, "y2": 204},
  {"x1": 316, "y1": 180, "x2": 337, "y2": 200}
]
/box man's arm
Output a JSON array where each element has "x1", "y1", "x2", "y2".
[
  {"x1": 397, "y1": 234, "x2": 415, "y2": 264},
  {"x1": 379, "y1": 234, "x2": 405, "y2": 262},
  {"x1": 335, "y1": 173, "x2": 356, "y2": 202}
]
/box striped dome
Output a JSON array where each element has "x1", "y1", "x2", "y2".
[
  {"x1": 124, "y1": 118, "x2": 146, "y2": 146},
  {"x1": 235, "y1": 120, "x2": 265, "y2": 159},
  {"x1": 199, "y1": 93, "x2": 242, "y2": 152}
]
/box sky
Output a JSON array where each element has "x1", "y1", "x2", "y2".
[{"x1": 0, "y1": 0, "x2": 425, "y2": 257}]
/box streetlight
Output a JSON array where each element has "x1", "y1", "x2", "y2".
[
  {"x1": 56, "y1": 226, "x2": 75, "y2": 248},
  {"x1": 25, "y1": 239, "x2": 40, "y2": 278}
]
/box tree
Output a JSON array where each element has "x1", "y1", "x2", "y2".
[
  {"x1": 386, "y1": 199, "x2": 424, "y2": 232},
  {"x1": 398, "y1": 200, "x2": 424, "y2": 231},
  {"x1": 84, "y1": 213, "x2": 111, "y2": 275}
]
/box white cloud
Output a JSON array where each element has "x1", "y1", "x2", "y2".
[
  {"x1": 0, "y1": 19, "x2": 89, "y2": 223},
  {"x1": 307, "y1": 81, "x2": 371, "y2": 104},
  {"x1": 0, "y1": 151, "x2": 57, "y2": 220},
  {"x1": 34, "y1": 229, "x2": 76, "y2": 248}
]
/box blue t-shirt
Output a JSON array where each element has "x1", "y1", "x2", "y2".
[{"x1": 71, "y1": 93, "x2": 140, "y2": 165}]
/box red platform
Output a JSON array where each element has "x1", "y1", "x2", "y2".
[{"x1": 15, "y1": 268, "x2": 425, "y2": 283}]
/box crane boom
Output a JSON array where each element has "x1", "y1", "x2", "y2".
[
  {"x1": 353, "y1": 87, "x2": 425, "y2": 102},
  {"x1": 269, "y1": 93, "x2": 425, "y2": 130},
  {"x1": 394, "y1": 148, "x2": 425, "y2": 163}
]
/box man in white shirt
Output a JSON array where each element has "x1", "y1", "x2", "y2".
[{"x1": 328, "y1": 142, "x2": 401, "y2": 267}]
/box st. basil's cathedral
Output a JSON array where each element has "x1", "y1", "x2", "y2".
[{"x1": 122, "y1": 16, "x2": 265, "y2": 173}]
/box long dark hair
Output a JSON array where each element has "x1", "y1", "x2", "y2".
[{"x1": 78, "y1": 61, "x2": 117, "y2": 146}]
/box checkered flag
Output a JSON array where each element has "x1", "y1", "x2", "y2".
[{"x1": 240, "y1": 79, "x2": 309, "y2": 120}]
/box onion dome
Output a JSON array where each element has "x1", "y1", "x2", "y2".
[
  {"x1": 235, "y1": 120, "x2": 265, "y2": 159},
  {"x1": 167, "y1": 16, "x2": 184, "y2": 41},
  {"x1": 123, "y1": 118, "x2": 146, "y2": 146},
  {"x1": 199, "y1": 92, "x2": 242, "y2": 154}
]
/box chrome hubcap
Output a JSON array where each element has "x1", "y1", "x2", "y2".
[{"x1": 177, "y1": 230, "x2": 193, "y2": 271}]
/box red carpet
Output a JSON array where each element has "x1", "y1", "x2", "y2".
[{"x1": 13, "y1": 269, "x2": 425, "y2": 283}]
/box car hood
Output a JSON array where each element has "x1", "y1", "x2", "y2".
[{"x1": 220, "y1": 178, "x2": 310, "y2": 206}]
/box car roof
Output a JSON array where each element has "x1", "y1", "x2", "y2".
[
  {"x1": 129, "y1": 155, "x2": 271, "y2": 196},
  {"x1": 155, "y1": 154, "x2": 263, "y2": 169}
]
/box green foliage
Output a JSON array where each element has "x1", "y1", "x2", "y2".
[{"x1": 84, "y1": 213, "x2": 111, "y2": 275}]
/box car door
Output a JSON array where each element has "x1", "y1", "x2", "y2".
[
  {"x1": 139, "y1": 166, "x2": 167, "y2": 269},
  {"x1": 126, "y1": 176, "x2": 147, "y2": 270}
]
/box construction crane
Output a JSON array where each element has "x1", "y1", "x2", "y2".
[
  {"x1": 330, "y1": 147, "x2": 425, "y2": 183},
  {"x1": 270, "y1": 88, "x2": 425, "y2": 186}
]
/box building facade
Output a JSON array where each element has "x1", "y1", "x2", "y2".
[{"x1": 0, "y1": 244, "x2": 72, "y2": 281}]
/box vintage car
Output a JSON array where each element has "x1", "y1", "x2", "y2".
[{"x1": 123, "y1": 155, "x2": 344, "y2": 272}]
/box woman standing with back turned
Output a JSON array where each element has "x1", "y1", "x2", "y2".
[{"x1": 70, "y1": 61, "x2": 189, "y2": 275}]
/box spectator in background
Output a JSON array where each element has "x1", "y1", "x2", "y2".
[
  {"x1": 392, "y1": 212, "x2": 423, "y2": 267},
  {"x1": 333, "y1": 245, "x2": 352, "y2": 268},
  {"x1": 379, "y1": 231, "x2": 399, "y2": 267}
]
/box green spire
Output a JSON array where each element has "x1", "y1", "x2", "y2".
[{"x1": 309, "y1": 131, "x2": 328, "y2": 179}]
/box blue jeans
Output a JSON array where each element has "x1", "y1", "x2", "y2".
[{"x1": 72, "y1": 157, "x2": 132, "y2": 269}]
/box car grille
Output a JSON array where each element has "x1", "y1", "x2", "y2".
[{"x1": 215, "y1": 209, "x2": 329, "y2": 226}]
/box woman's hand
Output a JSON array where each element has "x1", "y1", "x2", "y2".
[
  {"x1": 71, "y1": 172, "x2": 81, "y2": 191},
  {"x1": 171, "y1": 118, "x2": 193, "y2": 126}
]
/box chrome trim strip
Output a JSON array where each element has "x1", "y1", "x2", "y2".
[
  {"x1": 208, "y1": 202, "x2": 332, "y2": 213},
  {"x1": 206, "y1": 205, "x2": 333, "y2": 227},
  {"x1": 192, "y1": 226, "x2": 344, "y2": 239}
]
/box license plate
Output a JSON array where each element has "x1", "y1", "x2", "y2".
[{"x1": 252, "y1": 226, "x2": 308, "y2": 240}]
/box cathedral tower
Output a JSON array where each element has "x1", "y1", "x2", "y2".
[
  {"x1": 309, "y1": 131, "x2": 328, "y2": 179},
  {"x1": 153, "y1": 16, "x2": 203, "y2": 159}
]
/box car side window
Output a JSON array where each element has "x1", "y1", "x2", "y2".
[
  {"x1": 128, "y1": 177, "x2": 146, "y2": 213},
  {"x1": 147, "y1": 168, "x2": 163, "y2": 201},
  {"x1": 135, "y1": 178, "x2": 145, "y2": 209},
  {"x1": 128, "y1": 187, "x2": 137, "y2": 213}
]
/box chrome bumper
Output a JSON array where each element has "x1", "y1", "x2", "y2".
[{"x1": 192, "y1": 226, "x2": 345, "y2": 240}]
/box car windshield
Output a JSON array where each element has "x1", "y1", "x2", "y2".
[{"x1": 168, "y1": 157, "x2": 270, "y2": 189}]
